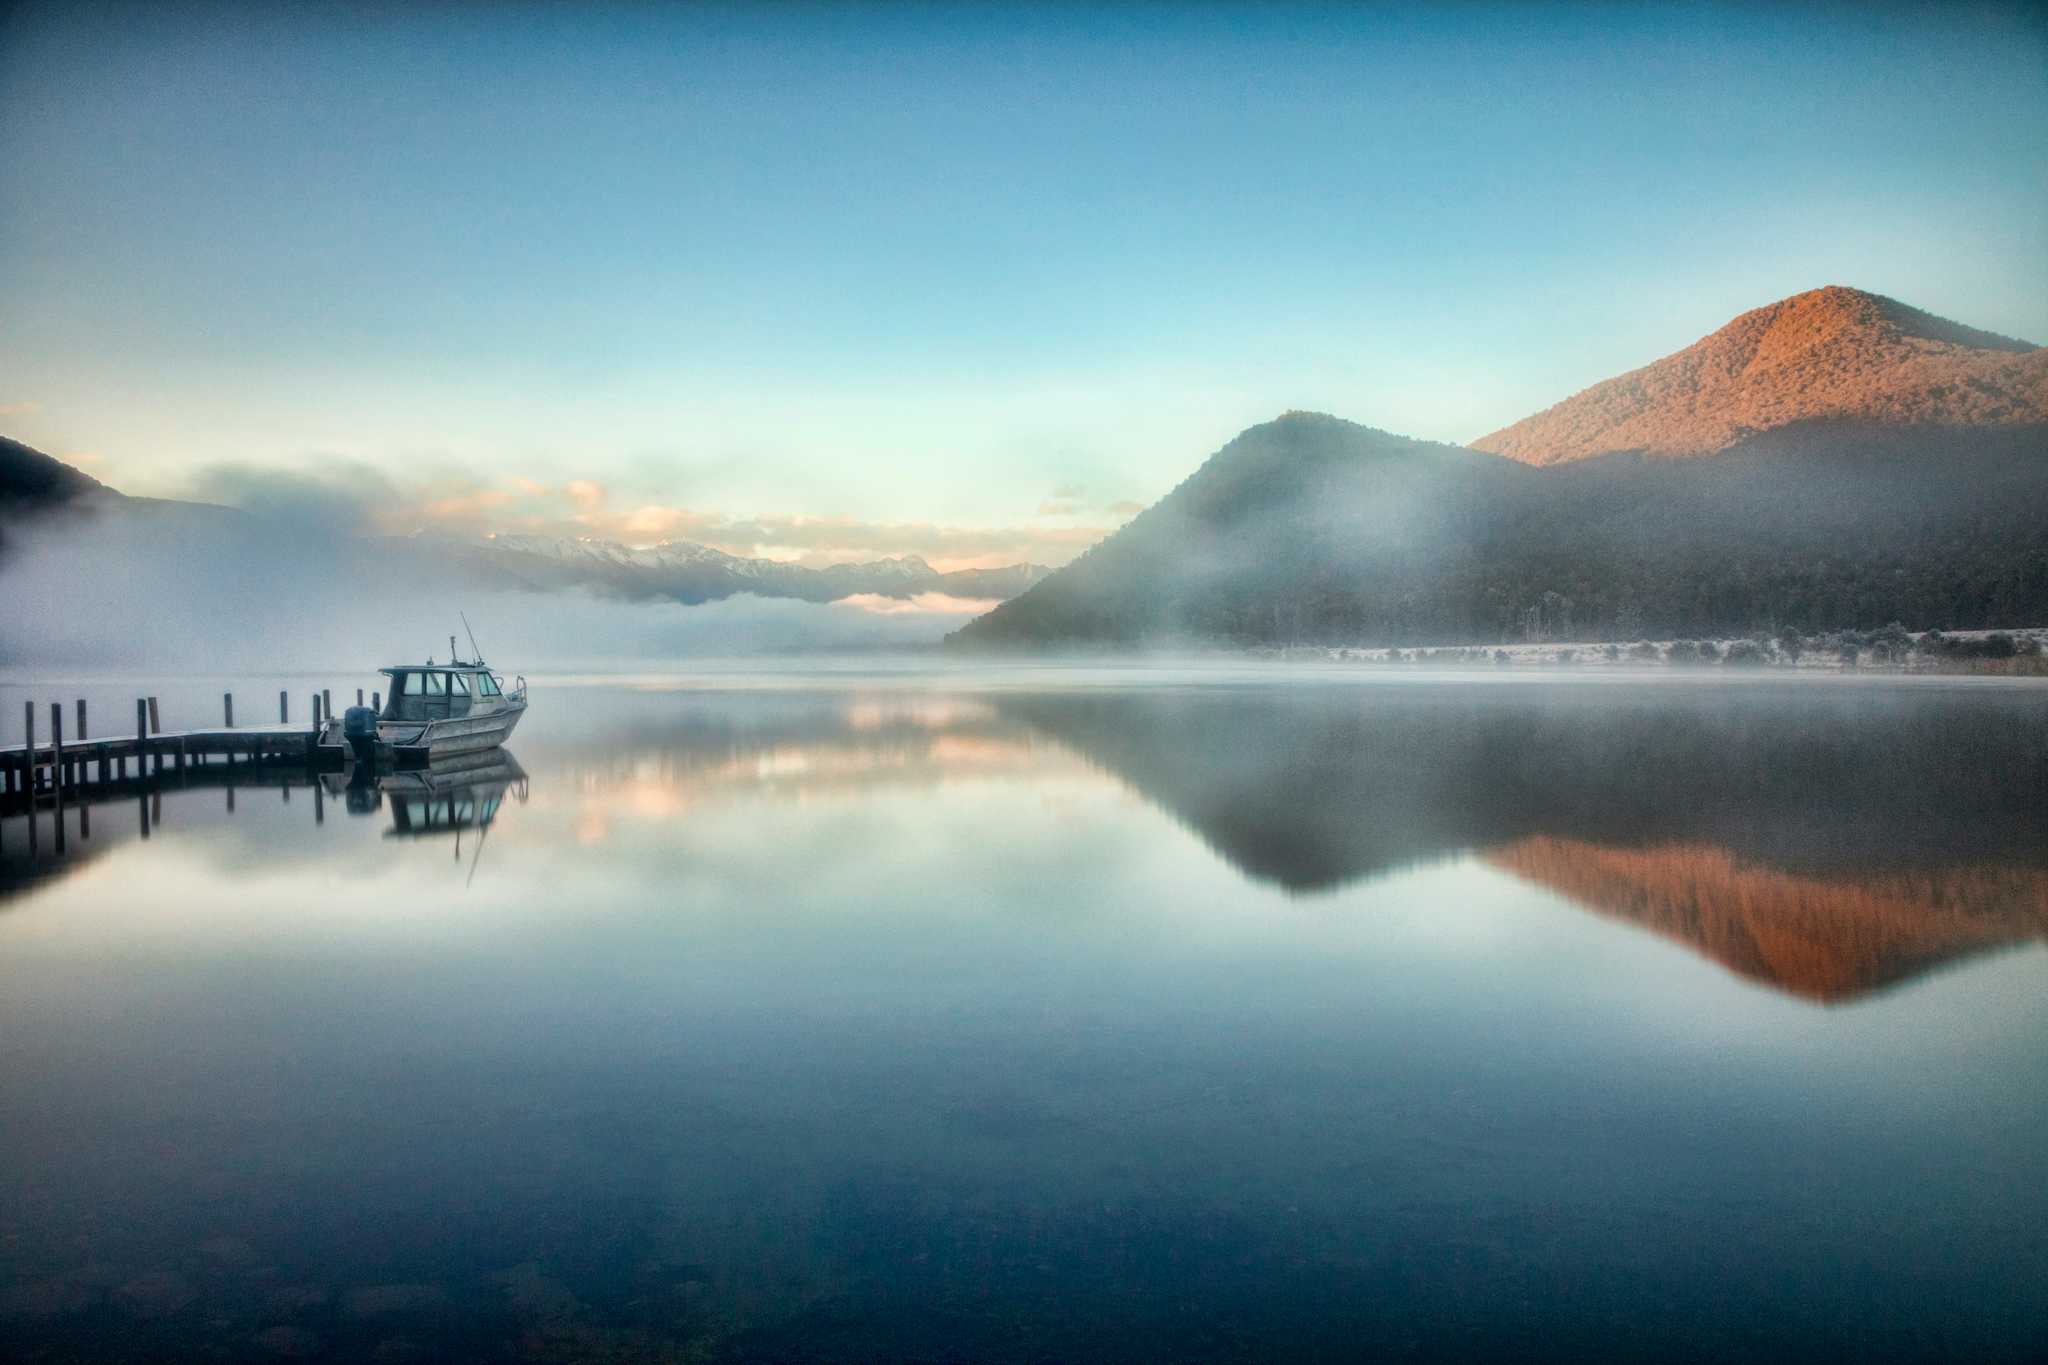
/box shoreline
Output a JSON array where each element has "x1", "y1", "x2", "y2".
[{"x1": 1251, "y1": 626, "x2": 2048, "y2": 675}]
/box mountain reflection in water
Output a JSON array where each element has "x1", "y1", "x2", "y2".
[
  {"x1": 3, "y1": 678, "x2": 2044, "y2": 1003},
  {"x1": 987, "y1": 683, "x2": 2048, "y2": 1002},
  {"x1": 0, "y1": 674, "x2": 2044, "y2": 1363}
]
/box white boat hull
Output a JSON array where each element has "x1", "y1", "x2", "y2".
[
  {"x1": 384, "y1": 700, "x2": 526, "y2": 758},
  {"x1": 322, "y1": 699, "x2": 526, "y2": 762}
]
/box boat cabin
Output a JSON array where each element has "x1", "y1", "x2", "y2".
[{"x1": 380, "y1": 664, "x2": 511, "y2": 723}]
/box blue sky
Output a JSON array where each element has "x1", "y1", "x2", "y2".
[{"x1": 3, "y1": 1, "x2": 2043, "y2": 566}]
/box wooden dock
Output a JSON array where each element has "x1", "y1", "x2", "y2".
[{"x1": 1, "y1": 690, "x2": 358, "y2": 809}]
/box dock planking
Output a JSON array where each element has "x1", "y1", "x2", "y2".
[{"x1": 2, "y1": 690, "x2": 341, "y2": 806}]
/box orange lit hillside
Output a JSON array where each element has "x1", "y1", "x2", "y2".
[
  {"x1": 1487, "y1": 837, "x2": 2048, "y2": 1002},
  {"x1": 1472, "y1": 286, "x2": 2048, "y2": 465}
]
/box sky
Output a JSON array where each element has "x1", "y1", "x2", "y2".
[{"x1": 3, "y1": 0, "x2": 2044, "y2": 569}]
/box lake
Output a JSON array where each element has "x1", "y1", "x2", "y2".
[{"x1": 2, "y1": 666, "x2": 2045, "y2": 1363}]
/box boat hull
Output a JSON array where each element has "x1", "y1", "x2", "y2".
[
  {"x1": 387, "y1": 701, "x2": 525, "y2": 759},
  {"x1": 322, "y1": 700, "x2": 526, "y2": 763}
]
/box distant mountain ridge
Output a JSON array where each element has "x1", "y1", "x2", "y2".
[
  {"x1": 1473, "y1": 286, "x2": 2047, "y2": 465},
  {"x1": 954, "y1": 287, "x2": 2048, "y2": 649},
  {"x1": 0, "y1": 437, "x2": 1049, "y2": 608},
  {"x1": 0, "y1": 435, "x2": 110, "y2": 512},
  {"x1": 432, "y1": 531, "x2": 1048, "y2": 604}
]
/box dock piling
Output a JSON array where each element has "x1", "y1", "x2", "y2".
[
  {"x1": 50, "y1": 704, "x2": 66, "y2": 852},
  {"x1": 4, "y1": 682, "x2": 346, "y2": 821}
]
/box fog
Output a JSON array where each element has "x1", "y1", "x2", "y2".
[{"x1": 0, "y1": 503, "x2": 978, "y2": 673}]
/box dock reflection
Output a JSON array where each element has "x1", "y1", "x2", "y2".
[
  {"x1": 6, "y1": 678, "x2": 2046, "y2": 1005},
  {"x1": 1, "y1": 749, "x2": 531, "y2": 898}
]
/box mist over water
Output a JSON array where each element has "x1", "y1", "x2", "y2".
[
  {"x1": 1, "y1": 668, "x2": 2044, "y2": 1363},
  {"x1": 8, "y1": 2, "x2": 2045, "y2": 1358},
  {"x1": 0, "y1": 506, "x2": 979, "y2": 672}
]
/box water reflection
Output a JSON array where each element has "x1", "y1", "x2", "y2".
[
  {"x1": 987, "y1": 685, "x2": 2048, "y2": 1001},
  {"x1": 2, "y1": 750, "x2": 533, "y2": 898},
  {"x1": 0, "y1": 677, "x2": 2043, "y2": 1363},
  {"x1": 372, "y1": 752, "x2": 529, "y2": 838},
  {"x1": 5, "y1": 682, "x2": 2046, "y2": 1003}
]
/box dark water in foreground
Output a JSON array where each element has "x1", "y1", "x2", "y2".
[{"x1": 1, "y1": 668, "x2": 2045, "y2": 1364}]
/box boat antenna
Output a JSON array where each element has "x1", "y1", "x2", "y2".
[
  {"x1": 460, "y1": 611, "x2": 484, "y2": 666},
  {"x1": 467, "y1": 819, "x2": 490, "y2": 889}
]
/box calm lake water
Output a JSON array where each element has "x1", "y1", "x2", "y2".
[{"x1": 2, "y1": 666, "x2": 2045, "y2": 1363}]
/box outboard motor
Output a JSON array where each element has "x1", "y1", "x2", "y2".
[
  {"x1": 342, "y1": 705, "x2": 382, "y2": 764},
  {"x1": 344, "y1": 763, "x2": 382, "y2": 816}
]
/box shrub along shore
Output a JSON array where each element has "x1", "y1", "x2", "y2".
[{"x1": 1254, "y1": 625, "x2": 2048, "y2": 674}]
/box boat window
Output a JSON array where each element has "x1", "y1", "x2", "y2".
[
  {"x1": 389, "y1": 673, "x2": 411, "y2": 697},
  {"x1": 478, "y1": 674, "x2": 501, "y2": 697},
  {"x1": 451, "y1": 672, "x2": 471, "y2": 695},
  {"x1": 424, "y1": 672, "x2": 447, "y2": 697}
]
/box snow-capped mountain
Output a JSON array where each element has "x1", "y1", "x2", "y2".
[{"x1": 431, "y1": 532, "x2": 1047, "y2": 605}]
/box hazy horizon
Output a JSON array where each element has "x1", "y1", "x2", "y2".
[
  {"x1": 4, "y1": 0, "x2": 2044, "y2": 569},
  {"x1": 5, "y1": 8, "x2": 2047, "y2": 1358}
]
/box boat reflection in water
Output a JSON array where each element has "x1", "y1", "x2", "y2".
[
  {"x1": 343, "y1": 749, "x2": 528, "y2": 871},
  {"x1": 5, "y1": 682, "x2": 2045, "y2": 1004},
  {"x1": 0, "y1": 680, "x2": 2044, "y2": 1364},
  {"x1": 2, "y1": 750, "x2": 533, "y2": 903}
]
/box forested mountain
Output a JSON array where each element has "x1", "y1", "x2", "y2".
[
  {"x1": 0, "y1": 435, "x2": 108, "y2": 513},
  {"x1": 952, "y1": 289, "x2": 2048, "y2": 650}
]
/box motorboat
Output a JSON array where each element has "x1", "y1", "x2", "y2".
[{"x1": 321, "y1": 644, "x2": 527, "y2": 764}]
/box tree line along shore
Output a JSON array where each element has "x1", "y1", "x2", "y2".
[{"x1": 1248, "y1": 624, "x2": 2048, "y2": 674}]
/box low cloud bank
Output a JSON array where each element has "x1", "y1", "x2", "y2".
[
  {"x1": 0, "y1": 505, "x2": 983, "y2": 672},
  {"x1": 172, "y1": 461, "x2": 1126, "y2": 572}
]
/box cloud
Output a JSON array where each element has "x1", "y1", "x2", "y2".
[
  {"x1": 443, "y1": 479, "x2": 1110, "y2": 568},
  {"x1": 0, "y1": 503, "x2": 987, "y2": 666},
  {"x1": 1104, "y1": 500, "x2": 1145, "y2": 518},
  {"x1": 0, "y1": 400, "x2": 39, "y2": 418},
  {"x1": 184, "y1": 461, "x2": 404, "y2": 536},
  {"x1": 179, "y1": 461, "x2": 1114, "y2": 570},
  {"x1": 834, "y1": 592, "x2": 1003, "y2": 617},
  {"x1": 689, "y1": 513, "x2": 1104, "y2": 571},
  {"x1": 1051, "y1": 481, "x2": 1087, "y2": 499}
]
